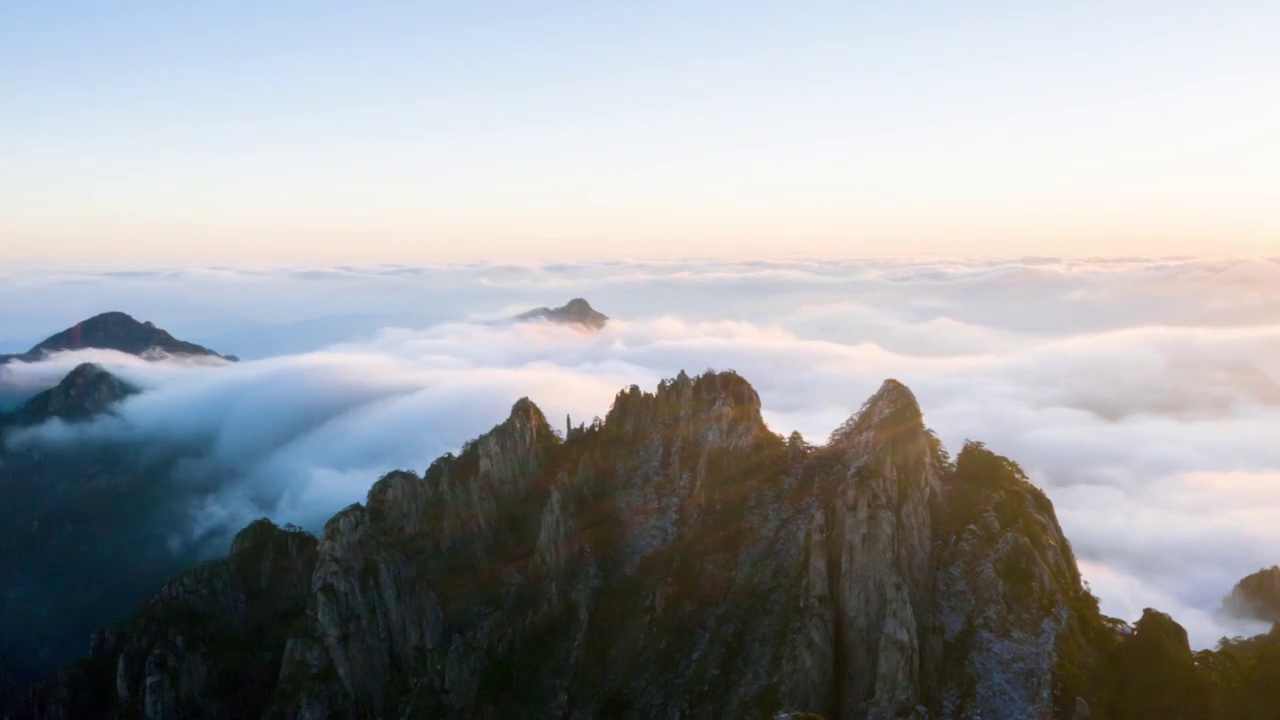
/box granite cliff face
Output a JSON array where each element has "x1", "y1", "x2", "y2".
[
  {"x1": 10, "y1": 520, "x2": 318, "y2": 720},
  {"x1": 931, "y1": 442, "x2": 1098, "y2": 719},
  {"x1": 6, "y1": 372, "x2": 1105, "y2": 719}
]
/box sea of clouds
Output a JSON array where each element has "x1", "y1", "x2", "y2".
[{"x1": 2, "y1": 256, "x2": 1279, "y2": 648}]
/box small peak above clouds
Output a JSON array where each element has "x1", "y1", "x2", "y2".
[
  {"x1": 4, "y1": 362, "x2": 138, "y2": 427},
  {"x1": 516, "y1": 298, "x2": 609, "y2": 330},
  {"x1": 3, "y1": 311, "x2": 233, "y2": 364}
]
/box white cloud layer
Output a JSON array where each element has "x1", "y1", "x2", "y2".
[{"x1": 3, "y1": 256, "x2": 1279, "y2": 648}]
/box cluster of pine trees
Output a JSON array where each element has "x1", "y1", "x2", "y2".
[{"x1": 1071, "y1": 604, "x2": 1280, "y2": 718}]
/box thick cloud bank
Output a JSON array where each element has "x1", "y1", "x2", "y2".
[{"x1": 3, "y1": 257, "x2": 1279, "y2": 648}]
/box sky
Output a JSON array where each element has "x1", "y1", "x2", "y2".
[
  {"x1": 2, "y1": 1, "x2": 1278, "y2": 264},
  {"x1": 4, "y1": 256, "x2": 1280, "y2": 648}
]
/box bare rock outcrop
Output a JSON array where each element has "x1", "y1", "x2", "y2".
[{"x1": 6, "y1": 372, "x2": 1104, "y2": 720}]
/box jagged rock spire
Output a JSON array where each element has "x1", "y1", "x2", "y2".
[
  {"x1": 830, "y1": 378, "x2": 924, "y2": 450},
  {"x1": 9, "y1": 371, "x2": 1107, "y2": 720}
]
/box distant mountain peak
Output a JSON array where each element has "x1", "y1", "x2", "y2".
[
  {"x1": 516, "y1": 298, "x2": 609, "y2": 330},
  {"x1": 4, "y1": 311, "x2": 231, "y2": 363},
  {"x1": 7, "y1": 362, "x2": 138, "y2": 426}
]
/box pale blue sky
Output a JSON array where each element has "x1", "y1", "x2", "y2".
[{"x1": 2, "y1": 0, "x2": 1277, "y2": 264}]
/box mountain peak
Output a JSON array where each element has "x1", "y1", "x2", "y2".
[
  {"x1": 1, "y1": 368, "x2": 1147, "y2": 720},
  {"x1": 7, "y1": 362, "x2": 138, "y2": 426},
  {"x1": 830, "y1": 378, "x2": 924, "y2": 448},
  {"x1": 7, "y1": 311, "x2": 230, "y2": 362},
  {"x1": 862, "y1": 378, "x2": 921, "y2": 418},
  {"x1": 65, "y1": 361, "x2": 109, "y2": 379},
  {"x1": 230, "y1": 518, "x2": 314, "y2": 557},
  {"x1": 516, "y1": 298, "x2": 609, "y2": 330},
  {"x1": 469, "y1": 396, "x2": 557, "y2": 457},
  {"x1": 1223, "y1": 565, "x2": 1280, "y2": 623},
  {"x1": 228, "y1": 518, "x2": 318, "y2": 586},
  {"x1": 506, "y1": 396, "x2": 551, "y2": 430}
]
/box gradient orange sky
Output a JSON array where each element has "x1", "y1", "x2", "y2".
[{"x1": 2, "y1": 2, "x2": 1277, "y2": 264}]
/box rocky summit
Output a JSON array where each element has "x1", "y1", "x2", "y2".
[
  {"x1": 516, "y1": 298, "x2": 609, "y2": 330},
  {"x1": 6, "y1": 371, "x2": 1279, "y2": 719},
  {"x1": 3, "y1": 363, "x2": 138, "y2": 427},
  {"x1": 0, "y1": 311, "x2": 231, "y2": 364},
  {"x1": 1223, "y1": 566, "x2": 1280, "y2": 624}
]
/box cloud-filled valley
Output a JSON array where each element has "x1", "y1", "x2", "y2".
[{"x1": 3, "y1": 256, "x2": 1279, "y2": 649}]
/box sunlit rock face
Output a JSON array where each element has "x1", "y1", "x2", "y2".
[
  {"x1": 7, "y1": 371, "x2": 1103, "y2": 720},
  {"x1": 823, "y1": 379, "x2": 938, "y2": 718},
  {"x1": 931, "y1": 442, "x2": 1096, "y2": 720}
]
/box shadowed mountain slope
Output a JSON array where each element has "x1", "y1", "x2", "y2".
[
  {"x1": 3, "y1": 363, "x2": 138, "y2": 428},
  {"x1": 7, "y1": 371, "x2": 1123, "y2": 719}
]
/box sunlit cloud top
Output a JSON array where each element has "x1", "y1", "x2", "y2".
[{"x1": 4, "y1": 256, "x2": 1280, "y2": 646}]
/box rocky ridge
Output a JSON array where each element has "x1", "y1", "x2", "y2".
[{"x1": 1, "y1": 372, "x2": 1132, "y2": 719}]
